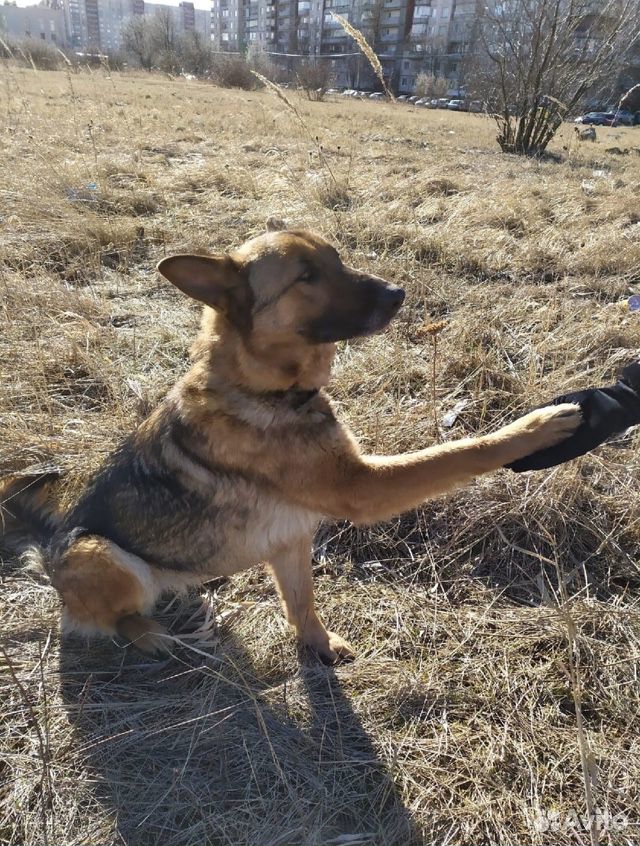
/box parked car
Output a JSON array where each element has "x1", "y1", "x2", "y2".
[
  {"x1": 408, "y1": 95, "x2": 419, "y2": 103},
  {"x1": 575, "y1": 111, "x2": 620, "y2": 126},
  {"x1": 415, "y1": 98, "x2": 429, "y2": 107},
  {"x1": 370, "y1": 92, "x2": 385, "y2": 100},
  {"x1": 436, "y1": 98, "x2": 450, "y2": 108},
  {"x1": 447, "y1": 99, "x2": 466, "y2": 111},
  {"x1": 397, "y1": 94, "x2": 408, "y2": 102},
  {"x1": 468, "y1": 100, "x2": 483, "y2": 113}
]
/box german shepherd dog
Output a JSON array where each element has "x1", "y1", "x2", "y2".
[{"x1": 0, "y1": 222, "x2": 580, "y2": 663}]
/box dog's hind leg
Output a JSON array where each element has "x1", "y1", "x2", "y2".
[
  {"x1": 52, "y1": 535, "x2": 168, "y2": 655},
  {"x1": 268, "y1": 537, "x2": 354, "y2": 665}
]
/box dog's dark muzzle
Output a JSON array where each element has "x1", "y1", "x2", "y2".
[
  {"x1": 378, "y1": 285, "x2": 405, "y2": 318},
  {"x1": 305, "y1": 280, "x2": 405, "y2": 344}
]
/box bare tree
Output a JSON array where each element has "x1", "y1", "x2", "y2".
[
  {"x1": 122, "y1": 11, "x2": 179, "y2": 73},
  {"x1": 467, "y1": 0, "x2": 640, "y2": 155},
  {"x1": 181, "y1": 30, "x2": 213, "y2": 76},
  {"x1": 415, "y1": 71, "x2": 450, "y2": 97},
  {"x1": 122, "y1": 18, "x2": 154, "y2": 71}
]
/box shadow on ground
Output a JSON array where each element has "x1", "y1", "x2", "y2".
[{"x1": 58, "y1": 603, "x2": 421, "y2": 846}]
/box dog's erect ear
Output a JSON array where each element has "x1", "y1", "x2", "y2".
[
  {"x1": 157, "y1": 254, "x2": 253, "y2": 332},
  {"x1": 265, "y1": 216, "x2": 286, "y2": 233}
]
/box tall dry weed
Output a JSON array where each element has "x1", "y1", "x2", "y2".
[{"x1": 330, "y1": 12, "x2": 395, "y2": 101}]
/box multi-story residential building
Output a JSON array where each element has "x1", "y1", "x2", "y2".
[
  {"x1": 64, "y1": 0, "x2": 132, "y2": 49},
  {"x1": 398, "y1": 0, "x2": 479, "y2": 92},
  {"x1": 0, "y1": 1, "x2": 68, "y2": 46},
  {"x1": 210, "y1": 0, "x2": 474, "y2": 92},
  {"x1": 211, "y1": 0, "x2": 276, "y2": 49},
  {"x1": 62, "y1": 0, "x2": 210, "y2": 53}
]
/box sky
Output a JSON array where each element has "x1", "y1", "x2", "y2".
[{"x1": 14, "y1": 0, "x2": 212, "y2": 7}]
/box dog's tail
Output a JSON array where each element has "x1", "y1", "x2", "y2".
[{"x1": 0, "y1": 470, "x2": 63, "y2": 574}]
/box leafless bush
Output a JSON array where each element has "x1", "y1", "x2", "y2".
[
  {"x1": 211, "y1": 54, "x2": 256, "y2": 90},
  {"x1": 414, "y1": 72, "x2": 449, "y2": 98},
  {"x1": 0, "y1": 38, "x2": 63, "y2": 70},
  {"x1": 296, "y1": 59, "x2": 333, "y2": 101},
  {"x1": 467, "y1": 0, "x2": 640, "y2": 155}
]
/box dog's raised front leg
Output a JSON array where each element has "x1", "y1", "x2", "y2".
[
  {"x1": 267, "y1": 537, "x2": 354, "y2": 665},
  {"x1": 280, "y1": 403, "x2": 582, "y2": 525}
]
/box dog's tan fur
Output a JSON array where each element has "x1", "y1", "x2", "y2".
[{"x1": 1, "y1": 225, "x2": 581, "y2": 663}]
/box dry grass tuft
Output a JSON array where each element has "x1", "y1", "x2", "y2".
[
  {"x1": 330, "y1": 12, "x2": 395, "y2": 102},
  {"x1": 2, "y1": 68, "x2": 640, "y2": 846}
]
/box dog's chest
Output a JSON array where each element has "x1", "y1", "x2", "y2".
[
  {"x1": 208, "y1": 493, "x2": 320, "y2": 575},
  {"x1": 243, "y1": 496, "x2": 321, "y2": 561}
]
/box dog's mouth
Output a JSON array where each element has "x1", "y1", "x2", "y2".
[{"x1": 362, "y1": 298, "x2": 404, "y2": 337}]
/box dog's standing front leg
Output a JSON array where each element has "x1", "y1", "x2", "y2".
[{"x1": 268, "y1": 537, "x2": 354, "y2": 665}]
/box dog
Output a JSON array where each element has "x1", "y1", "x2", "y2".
[{"x1": 0, "y1": 222, "x2": 581, "y2": 663}]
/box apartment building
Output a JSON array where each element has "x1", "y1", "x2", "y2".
[
  {"x1": 399, "y1": 0, "x2": 479, "y2": 92},
  {"x1": 211, "y1": 0, "x2": 275, "y2": 49},
  {"x1": 0, "y1": 1, "x2": 68, "y2": 46},
  {"x1": 210, "y1": 0, "x2": 477, "y2": 92},
  {"x1": 64, "y1": 0, "x2": 132, "y2": 49},
  {"x1": 63, "y1": 0, "x2": 209, "y2": 53}
]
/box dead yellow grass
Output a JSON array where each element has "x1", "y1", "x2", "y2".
[{"x1": 1, "y1": 67, "x2": 640, "y2": 846}]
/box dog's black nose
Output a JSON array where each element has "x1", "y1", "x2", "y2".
[{"x1": 380, "y1": 286, "x2": 405, "y2": 312}]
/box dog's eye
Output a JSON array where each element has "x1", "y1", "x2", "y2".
[{"x1": 297, "y1": 268, "x2": 315, "y2": 283}]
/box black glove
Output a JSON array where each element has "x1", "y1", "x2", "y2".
[{"x1": 507, "y1": 362, "x2": 640, "y2": 472}]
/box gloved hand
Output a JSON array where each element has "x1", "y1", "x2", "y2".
[{"x1": 506, "y1": 362, "x2": 640, "y2": 472}]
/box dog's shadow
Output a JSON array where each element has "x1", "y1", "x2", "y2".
[{"x1": 58, "y1": 600, "x2": 420, "y2": 846}]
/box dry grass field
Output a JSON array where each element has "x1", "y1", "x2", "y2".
[{"x1": 2, "y1": 66, "x2": 640, "y2": 846}]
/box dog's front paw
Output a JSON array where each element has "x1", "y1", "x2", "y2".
[
  {"x1": 507, "y1": 403, "x2": 582, "y2": 455},
  {"x1": 307, "y1": 630, "x2": 355, "y2": 665}
]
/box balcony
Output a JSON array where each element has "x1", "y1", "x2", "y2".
[{"x1": 321, "y1": 30, "x2": 349, "y2": 41}]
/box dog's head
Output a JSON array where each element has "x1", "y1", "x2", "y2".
[
  {"x1": 157, "y1": 224, "x2": 404, "y2": 389},
  {"x1": 157, "y1": 225, "x2": 404, "y2": 344}
]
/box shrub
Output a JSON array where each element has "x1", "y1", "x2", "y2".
[
  {"x1": 210, "y1": 54, "x2": 256, "y2": 90},
  {"x1": 296, "y1": 59, "x2": 333, "y2": 101},
  {"x1": 0, "y1": 38, "x2": 63, "y2": 70}
]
